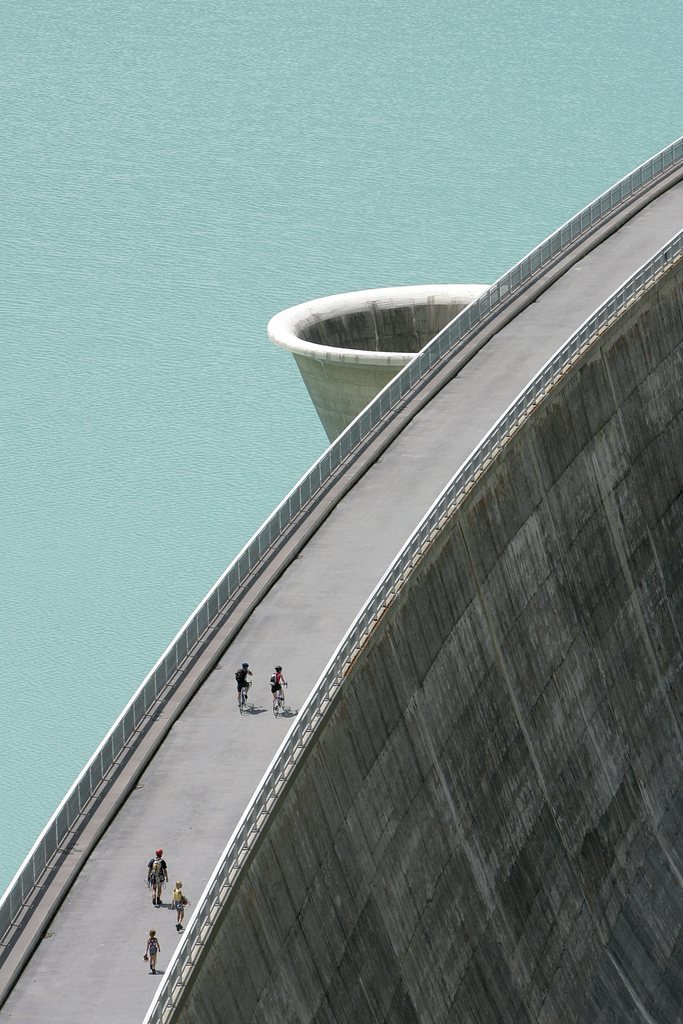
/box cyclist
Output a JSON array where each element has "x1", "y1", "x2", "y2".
[
  {"x1": 270, "y1": 665, "x2": 286, "y2": 712},
  {"x1": 235, "y1": 662, "x2": 252, "y2": 709}
]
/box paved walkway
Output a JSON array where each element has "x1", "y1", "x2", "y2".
[{"x1": 2, "y1": 180, "x2": 682, "y2": 1024}]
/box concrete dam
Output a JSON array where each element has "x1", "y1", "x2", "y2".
[
  {"x1": 174, "y1": 237, "x2": 683, "y2": 1024},
  {"x1": 0, "y1": 141, "x2": 681, "y2": 1024}
]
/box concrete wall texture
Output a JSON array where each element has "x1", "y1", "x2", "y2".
[
  {"x1": 177, "y1": 262, "x2": 683, "y2": 1023},
  {"x1": 292, "y1": 352, "x2": 400, "y2": 442},
  {"x1": 298, "y1": 297, "x2": 470, "y2": 354}
]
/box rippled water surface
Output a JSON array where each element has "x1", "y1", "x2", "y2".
[{"x1": 1, "y1": 0, "x2": 681, "y2": 892}]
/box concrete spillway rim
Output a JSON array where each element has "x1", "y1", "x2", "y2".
[{"x1": 267, "y1": 283, "x2": 488, "y2": 367}]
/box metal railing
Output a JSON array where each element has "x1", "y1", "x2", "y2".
[
  {"x1": 144, "y1": 227, "x2": 683, "y2": 1024},
  {"x1": 1, "y1": 136, "x2": 682, "y2": 961}
]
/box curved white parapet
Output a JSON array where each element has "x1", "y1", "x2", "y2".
[{"x1": 268, "y1": 284, "x2": 488, "y2": 440}]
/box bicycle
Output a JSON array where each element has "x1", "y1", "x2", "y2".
[
  {"x1": 238, "y1": 685, "x2": 250, "y2": 714},
  {"x1": 272, "y1": 683, "x2": 287, "y2": 717}
]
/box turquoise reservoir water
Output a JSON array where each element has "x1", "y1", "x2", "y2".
[{"x1": 1, "y1": 0, "x2": 681, "y2": 894}]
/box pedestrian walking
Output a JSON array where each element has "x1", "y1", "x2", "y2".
[
  {"x1": 144, "y1": 929, "x2": 161, "y2": 974},
  {"x1": 172, "y1": 880, "x2": 189, "y2": 931},
  {"x1": 147, "y1": 848, "x2": 168, "y2": 906}
]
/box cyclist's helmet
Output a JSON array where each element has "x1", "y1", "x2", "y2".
[
  {"x1": 242, "y1": 662, "x2": 249, "y2": 669},
  {"x1": 275, "y1": 665, "x2": 282, "y2": 671}
]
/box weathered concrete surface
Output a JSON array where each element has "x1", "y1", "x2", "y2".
[
  {"x1": 175, "y1": 261, "x2": 683, "y2": 1023},
  {"x1": 292, "y1": 350, "x2": 398, "y2": 440},
  {"x1": 297, "y1": 290, "x2": 477, "y2": 353}
]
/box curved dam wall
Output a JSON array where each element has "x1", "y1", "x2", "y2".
[{"x1": 177, "y1": 261, "x2": 683, "y2": 1023}]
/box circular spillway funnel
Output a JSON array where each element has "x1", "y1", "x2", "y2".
[{"x1": 268, "y1": 283, "x2": 488, "y2": 441}]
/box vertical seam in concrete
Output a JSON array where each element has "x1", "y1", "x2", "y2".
[
  {"x1": 590, "y1": 443, "x2": 682, "y2": 752},
  {"x1": 522, "y1": 418, "x2": 656, "y2": 1024},
  {"x1": 647, "y1": 519, "x2": 683, "y2": 654},
  {"x1": 413, "y1": 708, "x2": 503, "y2": 1024},
  {"x1": 598, "y1": 294, "x2": 683, "y2": 666},
  {"x1": 589, "y1": 380, "x2": 679, "y2": 757},
  {"x1": 410, "y1": 299, "x2": 418, "y2": 352},
  {"x1": 450, "y1": 514, "x2": 606, "y2": 977},
  {"x1": 604, "y1": 950, "x2": 661, "y2": 1024},
  {"x1": 524, "y1": 336, "x2": 682, "y2": 1021},
  {"x1": 370, "y1": 303, "x2": 380, "y2": 352},
  {"x1": 525, "y1": 423, "x2": 625, "y2": 820},
  {"x1": 591, "y1": 452, "x2": 683, "y2": 891},
  {"x1": 454, "y1": 512, "x2": 561, "y2": 838},
  {"x1": 468, "y1": 427, "x2": 640, "y2": 1018}
]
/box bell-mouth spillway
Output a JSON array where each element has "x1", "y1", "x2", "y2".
[{"x1": 268, "y1": 284, "x2": 487, "y2": 441}]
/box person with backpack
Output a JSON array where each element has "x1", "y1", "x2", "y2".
[
  {"x1": 235, "y1": 661, "x2": 252, "y2": 709},
  {"x1": 147, "y1": 848, "x2": 168, "y2": 906},
  {"x1": 143, "y1": 929, "x2": 161, "y2": 974},
  {"x1": 270, "y1": 665, "x2": 286, "y2": 712}
]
